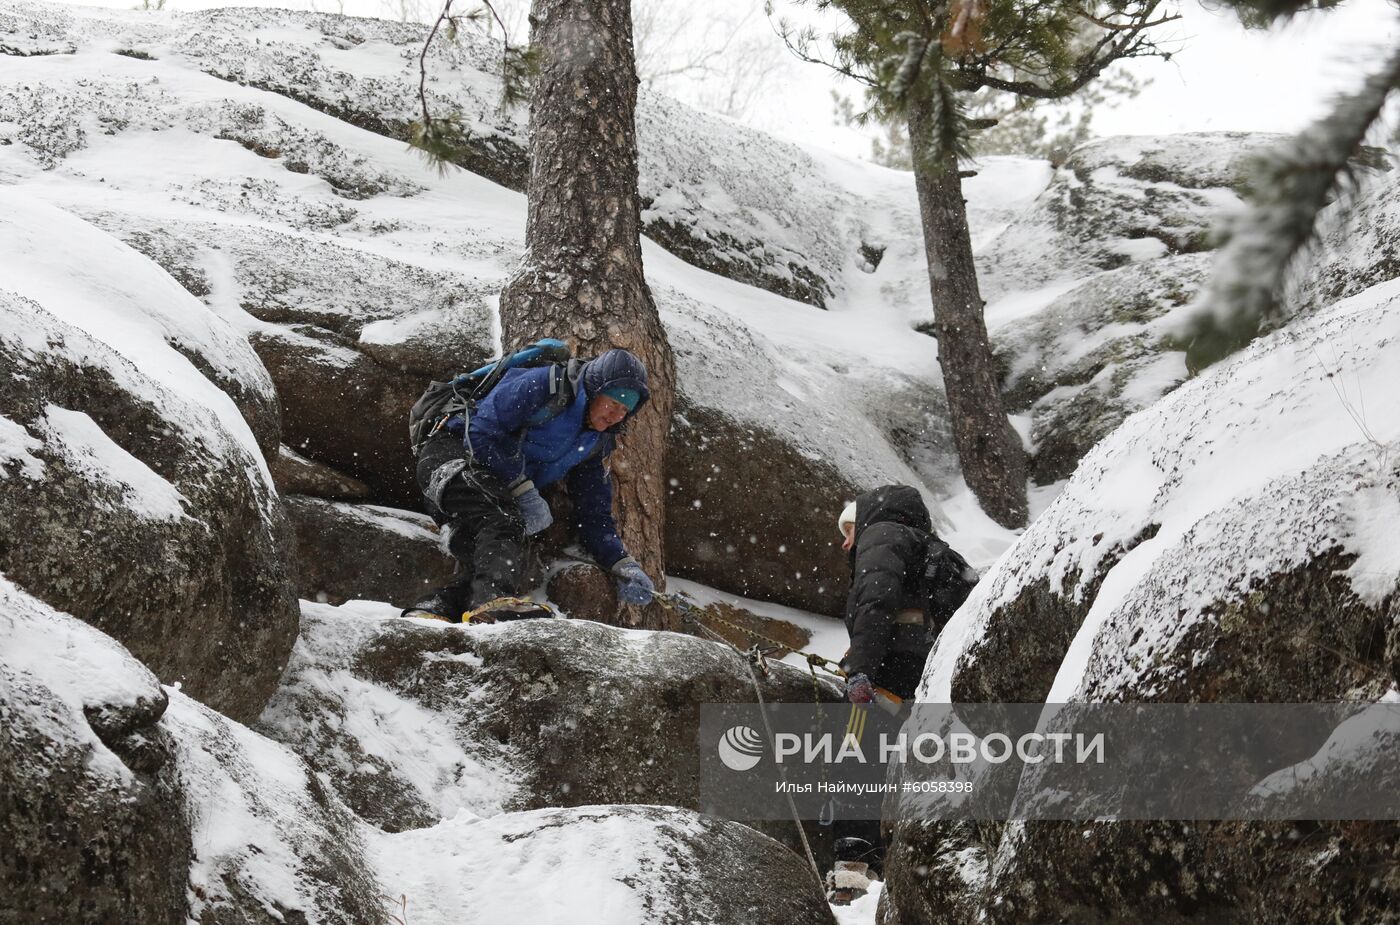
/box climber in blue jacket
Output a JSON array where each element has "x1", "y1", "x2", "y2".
[{"x1": 404, "y1": 348, "x2": 656, "y2": 623}]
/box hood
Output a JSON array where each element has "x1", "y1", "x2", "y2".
[
  {"x1": 581, "y1": 348, "x2": 650, "y2": 430},
  {"x1": 854, "y1": 484, "x2": 932, "y2": 538}
]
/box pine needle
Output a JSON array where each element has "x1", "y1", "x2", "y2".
[{"x1": 1177, "y1": 42, "x2": 1400, "y2": 372}]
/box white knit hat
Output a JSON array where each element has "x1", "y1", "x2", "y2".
[{"x1": 837, "y1": 500, "x2": 857, "y2": 536}]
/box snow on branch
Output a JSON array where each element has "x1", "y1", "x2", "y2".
[{"x1": 1176, "y1": 42, "x2": 1400, "y2": 372}]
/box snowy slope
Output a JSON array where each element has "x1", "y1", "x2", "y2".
[
  {"x1": 0, "y1": 0, "x2": 1062, "y2": 579},
  {"x1": 0, "y1": 0, "x2": 927, "y2": 310},
  {"x1": 0, "y1": 188, "x2": 276, "y2": 469}
]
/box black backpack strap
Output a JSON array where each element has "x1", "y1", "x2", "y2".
[{"x1": 524, "y1": 363, "x2": 577, "y2": 427}]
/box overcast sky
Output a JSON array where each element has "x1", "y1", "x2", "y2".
[{"x1": 42, "y1": 0, "x2": 1400, "y2": 160}]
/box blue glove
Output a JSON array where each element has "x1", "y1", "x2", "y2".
[
  {"x1": 846, "y1": 673, "x2": 876, "y2": 704},
  {"x1": 611, "y1": 557, "x2": 656, "y2": 605},
  {"x1": 515, "y1": 488, "x2": 553, "y2": 536}
]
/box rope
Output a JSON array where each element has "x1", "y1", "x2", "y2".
[
  {"x1": 742, "y1": 643, "x2": 826, "y2": 894},
  {"x1": 655, "y1": 591, "x2": 827, "y2": 889}
]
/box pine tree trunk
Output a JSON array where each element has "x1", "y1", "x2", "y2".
[
  {"x1": 500, "y1": 0, "x2": 677, "y2": 628},
  {"x1": 907, "y1": 96, "x2": 1028, "y2": 528}
]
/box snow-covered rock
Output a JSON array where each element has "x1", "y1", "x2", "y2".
[
  {"x1": 284, "y1": 497, "x2": 455, "y2": 608},
  {"x1": 1301, "y1": 164, "x2": 1400, "y2": 315},
  {"x1": 167, "y1": 689, "x2": 385, "y2": 925},
  {"x1": 260, "y1": 602, "x2": 841, "y2": 832},
  {"x1": 1, "y1": 578, "x2": 189, "y2": 925},
  {"x1": 979, "y1": 133, "x2": 1271, "y2": 301},
  {"x1": 0, "y1": 191, "x2": 298, "y2": 723},
  {"x1": 10, "y1": 580, "x2": 835, "y2": 924},
  {"x1": 994, "y1": 253, "x2": 1207, "y2": 483},
  {"x1": 882, "y1": 277, "x2": 1400, "y2": 925},
  {"x1": 0, "y1": 579, "x2": 382, "y2": 925},
  {"x1": 935, "y1": 277, "x2": 1400, "y2": 709},
  {"x1": 375, "y1": 804, "x2": 836, "y2": 925},
  {"x1": 976, "y1": 134, "x2": 1293, "y2": 487}
]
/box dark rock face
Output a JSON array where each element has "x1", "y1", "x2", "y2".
[
  {"x1": 0, "y1": 598, "x2": 189, "y2": 925},
  {"x1": 547, "y1": 562, "x2": 621, "y2": 623},
  {"x1": 666, "y1": 402, "x2": 856, "y2": 616},
  {"x1": 950, "y1": 525, "x2": 1159, "y2": 704},
  {"x1": 548, "y1": 563, "x2": 814, "y2": 655},
  {"x1": 0, "y1": 292, "x2": 298, "y2": 725},
  {"x1": 661, "y1": 808, "x2": 835, "y2": 925},
  {"x1": 878, "y1": 820, "x2": 996, "y2": 925},
  {"x1": 269, "y1": 446, "x2": 371, "y2": 501},
  {"x1": 1081, "y1": 548, "x2": 1392, "y2": 703},
  {"x1": 2, "y1": 678, "x2": 189, "y2": 925},
  {"x1": 284, "y1": 496, "x2": 455, "y2": 608},
  {"x1": 252, "y1": 326, "x2": 429, "y2": 508}
]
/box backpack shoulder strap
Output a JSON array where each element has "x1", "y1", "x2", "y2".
[{"x1": 524, "y1": 363, "x2": 577, "y2": 426}]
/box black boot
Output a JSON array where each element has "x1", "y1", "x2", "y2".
[{"x1": 400, "y1": 588, "x2": 469, "y2": 623}]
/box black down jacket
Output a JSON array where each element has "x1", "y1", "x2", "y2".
[{"x1": 841, "y1": 484, "x2": 935, "y2": 680}]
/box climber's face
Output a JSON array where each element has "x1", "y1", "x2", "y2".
[
  {"x1": 841, "y1": 522, "x2": 856, "y2": 552},
  {"x1": 588, "y1": 394, "x2": 629, "y2": 432}
]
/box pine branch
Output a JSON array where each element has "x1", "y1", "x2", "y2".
[
  {"x1": 766, "y1": 6, "x2": 879, "y2": 88},
  {"x1": 1177, "y1": 43, "x2": 1400, "y2": 372},
  {"x1": 410, "y1": 0, "x2": 463, "y2": 174},
  {"x1": 409, "y1": 1, "x2": 528, "y2": 173},
  {"x1": 1074, "y1": 9, "x2": 1180, "y2": 31},
  {"x1": 1206, "y1": 0, "x2": 1349, "y2": 26}
]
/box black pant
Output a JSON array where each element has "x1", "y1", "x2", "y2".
[
  {"x1": 829, "y1": 645, "x2": 931, "y2": 872},
  {"x1": 873, "y1": 648, "x2": 928, "y2": 701},
  {"x1": 416, "y1": 434, "x2": 528, "y2": 613}
]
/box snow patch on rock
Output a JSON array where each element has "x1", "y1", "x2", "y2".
[
  {"x1": 38, "y1": 405, "x2": 189, "y2": 521},
  {"x1": 0, "y1": 574, "x2": 163, "y2": 782},
  {"x1": 0, "y1": 413, "x2": 44, "y2": 480}
]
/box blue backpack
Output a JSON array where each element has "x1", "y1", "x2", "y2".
[{"x1": 408, "y1": 338, "x2": 573, "y2": 456}]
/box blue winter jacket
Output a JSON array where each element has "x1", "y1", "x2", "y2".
[{"x1": 455, "y1": 349, "x2": 650, "y2": 567}]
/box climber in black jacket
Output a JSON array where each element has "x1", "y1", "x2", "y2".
[
  {"x1": 837, "y1": 483, "x2": 942, "y2": 703},
  {"x1": 826, "y1": 483, "x2": 963, "y2": 903}
]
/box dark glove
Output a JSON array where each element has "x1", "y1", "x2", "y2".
[
  {"x1": 515, "y1": 487, "x2": 553, "y2": 536},
  {"x1": 611, "y1": 557, "x2": 656, "y2": 605},
  {"x1": 846, "y1": 673, "x2": 876, "y2": 704}
]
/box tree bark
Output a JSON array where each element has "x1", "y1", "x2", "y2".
[
  {"x1": 500, "y1": 0, "x2": 677, "y2": 628},
  {"x1": 907, "y1": 95, "x2": 1028, "y2": 529}
]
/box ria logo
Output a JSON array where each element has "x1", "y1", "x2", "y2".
[{"x1": 718, "y1": 725, "x2": 764, "y2": 771}]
